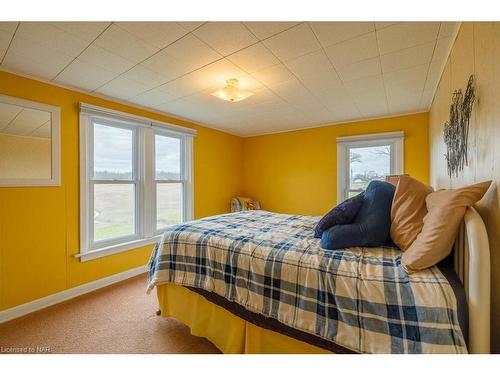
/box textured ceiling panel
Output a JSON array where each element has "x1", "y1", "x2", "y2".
[{"x1": 0, "y1": 21, "x2": 459, "y2": 136}]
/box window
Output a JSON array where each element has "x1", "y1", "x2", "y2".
[
  {"x1": 79, "y1": 103, "x2": 195, "y2": 261},
  {"x1": 337, "y1": 131, "x2": 404, "y2": 203},
  {"x1": 154, "y1": 132, "x2": 183, "y2": 230}
]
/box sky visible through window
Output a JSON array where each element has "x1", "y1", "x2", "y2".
[
  {"x1": 155, "y1": 134, "x2": 180, "y2": 180},
  {"x1": 93, "y1": 123, "x2": 133, "y2": 179},
  {"x1": 349, "y1": 145, "x2": 391, "y2": 191},
  {"x1": 93, "y1": 123, "x2": 181, "y2": 180}
]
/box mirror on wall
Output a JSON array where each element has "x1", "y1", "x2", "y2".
[{"x1": 0, "y1": 94, "x2": 60, "y2": 186}]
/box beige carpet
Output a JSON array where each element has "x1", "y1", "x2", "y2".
[{"x1": 0, "y1": 274, "x2": 220, "y2": 354}]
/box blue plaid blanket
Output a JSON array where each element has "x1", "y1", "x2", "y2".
[{"x1": 147, "y1": 210, "x2": 467, "y2": 353}]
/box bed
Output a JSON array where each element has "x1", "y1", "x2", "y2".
[{"x1": 147, "y1": 209, "x2": 490, "y2": 354}]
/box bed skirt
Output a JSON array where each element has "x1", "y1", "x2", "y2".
[{"x1": 156, "y1": 283, "x2": 332, "y2": 354}]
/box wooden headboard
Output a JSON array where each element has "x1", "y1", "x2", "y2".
[{"x1": 454, "y1": 206, "x2": 491, "y2": 353}]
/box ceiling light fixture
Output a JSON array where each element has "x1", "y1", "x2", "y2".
[{"x1": 211, "y1": 78, "x2": 254, "y2": 102}]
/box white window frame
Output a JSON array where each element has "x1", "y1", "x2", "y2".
[
  {"x1": 78, "y1": 103, "x2": 195, "y2": 262},
  {"x1": 152, "y1": 128, "x2": 193, "y2": 234},
  {"x1": 336, "y1": 131, "x2": 404, "y2": 204}
]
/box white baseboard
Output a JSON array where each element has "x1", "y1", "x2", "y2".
[{"x1": 0, "y1": 265, "x2": 148, "y2": 324}]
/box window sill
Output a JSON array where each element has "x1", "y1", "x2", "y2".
[{"x1": 75, "y1": 236, "x2": 162, "y2": 262}]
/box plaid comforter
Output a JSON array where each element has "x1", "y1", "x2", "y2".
[{"x1": 147, "y1": 210, "x2": 467, "y2": 354}]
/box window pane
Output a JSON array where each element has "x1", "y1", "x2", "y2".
[
  {"x1": 348, "y1": 190, "x2": 363, "y2": 198},
  {"x1": 349, "y1": 145, "x2": 391, "y2": 191},
  {"x1": 93, "y1": 123, "x2": 134, "y2": 180},
  {"x1": 94, "y1": 184, "x2": 135, "y2": 241},
  {"x1": 155, "y1": 134, "x2": 181, "y2": 180},
  {"x1": 157, "y1": 183, "x2": 182, "y2": 229}
]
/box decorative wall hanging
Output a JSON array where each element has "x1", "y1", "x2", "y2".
[{"x1": 443, "y1": 75, "x2": 476, "y2": 178}]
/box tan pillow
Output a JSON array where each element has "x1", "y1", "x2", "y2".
[
  {"x1": 385, "y1": 174, "x2": 409, "y2": 186},
  {"x1": 390, "y1": 176, "x2": 433, "y2": 251},
  {"x1": 401, "y1": 180, "x2": 491, "y2": 272}
]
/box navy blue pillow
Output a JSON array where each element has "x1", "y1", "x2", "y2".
[
  {"x1": 321, "y1": 180, "x2": 396, "y2": 250},
  {"x1": 314, "y1": 192, "x2": 365, "y2": 238}
]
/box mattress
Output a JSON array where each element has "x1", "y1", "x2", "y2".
[{"x1": 148, "y1": 210, "x2": 467, "y2": 353}]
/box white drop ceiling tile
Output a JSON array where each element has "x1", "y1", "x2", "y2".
[
  {"x1": 94, "y1": 24, "x2": 160, "y2": 64},
  {"x1": 383, "y1": 64, "x2": 428, "y2": 92},
  {"x1": 153, "y1": 101, "x2": 182, "y2": 115},
  {"x1": 325, "y1": 32, "x2": 379, "y2": 67},
  {"x1": 15, "y1": 22, "x2": 91, "y2": 57},
  {"x1": 269, "y1": 79, "x2": 315, "y2": 104},
  {"x1": 284, "y1": 49, "x2": 333, "y2": 78},
  {"x1": 248, "y1": 99, "x2": 289, "y2": 115},
  {"x1": 3, "y1": 36, "x2": 74, "y2": 79},
  {"x1": 164, "y1": 34, "x2": 222, "y2": 71},
  {"x1": 426, "y1": 60, "x2": 444, "y2": 88},
  {"x1": 263, "y1": 23, "x2": 321, "y2": 61},
  {"x1": 0, "y1": 102, "x2": 23, "y2": 130},
  {"x1": 193, "y1": 22, "x2": 258, "y2": 56},
  {"x1": 295, "y1": 101, "x2": 330, "y2": 119},
  {"x1": 0, "y1": 22, "x2": 18, "y2": 33},
  {"x1": 420, "y1": 60, "x2": 444, "y2": 106},
  {"x1": 420, "y1": 85, "x2": 436, "y2": 109},
  {"x1": 386, "y1": 91, "x2": 422, "y2": 114},
  {"x1": 239, "y1": 87, "x2": 278, "y2": 106},
  {"x1": 380, "y1": 42, "x2": 435, "y2": 73},
  {"x1": 336, "y1": 57, "x2": 381, "y2": 81},
  {"x1": 228, "y1": 43, "x2": 280, "y2": 73},
  {"x1": 432, "y1": 36, "x2": 454, "y2": 63},
  {"x1": 358, "y1": 106, "x2": 389, "y2": 119},
  {"x1": 299, "y1": 69, "x2": 343, "y2": 92},
  {"x1": 176, "y1": 22, "x2": 205, "y2": 32},
  {"x1": 2, "y1": 51, "x2": 65, "y2": 80},
  {"x1": 155, "y1": 74, "x2": 211, "y2": 102},
  {"x1": 251, "y1": 64, "x2": 295, "y2": 87},
  {"x1": 78, "y1": 44, "x2": 136, "y2": 75},
  {"x1": 316, "y1": 87, "x2": 359, "y2": 114},
  {"x1": 30, "y1": 121, "x2": 51, "y2": 138},
  {"x1": 0, "y1": 27, "x2": 16, "y2": 61},
  {"x1": 117, "y1": 22, "x2": 188, "y2": 49},
  {"x1": 309, "y1": 22, "x2": 374, "y2": 47},
  {"x1": 344, "y1": 74, "x2": 385, "y2": 95},
  {"x1": 243, "y1": 22, "x2": 300, "y2": 40},
  {"x1": 377, "y1": 22, "x2": 440, "y2": 55},
  {"x1": 122, "y1": 64, "x2": 169, "y2": 88},
  {"x1": 375, "y1": 22, "x2": 399, "y2": 30},
  {"x1": 326, "y1": 100, "x2": 361, "y2": 122},
  {"x1": 299, "y1": 105, "x2": 334, "y2": 123},
  {"x1": 0, "y1": 22, "x2": 17, "y2": 44},
  {"x1": 96, "y1": 75, "x2": 150, "y2": 100},
  {"x1": 314, "y1": 85, "x2": 350, "y2": 106},
  {"x1": 352, "y1": 90, "x2": 388, "y2": 117},
  {"x1": 55, "y1": 59, "x2": 119, "y2": 91},
  {"x1": 50, "y1": 22, "x2": 110, "y2": 43},
  {"x1": 141, "y1": 49, "x2": 190, "y2": 80},
  {"x1": 162, "y1": 91, "x2": 212, "y2": 112},
  {"x1": 438, "y1": 22, "x2": 460, "y2": 39}
]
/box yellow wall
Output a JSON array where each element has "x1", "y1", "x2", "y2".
[
  {"x1": 429, "y1": 22, "x2": 500, "y2": 352},
  {"x1": 242, "y1": 113, "x2": 429, "y2": 216},
  {"x1": 0, "y1": 70, "x2": 243, "y2": 310}
]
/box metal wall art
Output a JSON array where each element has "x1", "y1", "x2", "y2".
[{"x1": 443, "y1": 75, "x2": 476, "y2": 178}]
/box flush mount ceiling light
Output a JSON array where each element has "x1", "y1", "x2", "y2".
[{"x1": 211, "y1": 78, "x2": 254, "y2": 102}]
